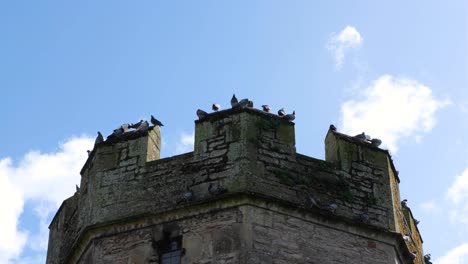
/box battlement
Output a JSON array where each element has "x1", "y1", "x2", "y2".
[{"x1": 47, "y1": 106, "x2": 425, "y2": 264}]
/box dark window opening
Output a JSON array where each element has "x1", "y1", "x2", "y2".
[{"x1": 160, "y1": 237, "x2": 181, "y2": 264}]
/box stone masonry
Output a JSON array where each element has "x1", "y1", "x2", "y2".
[{"x1": 46, "y1": 107, "x2": 428, "y2": 264}]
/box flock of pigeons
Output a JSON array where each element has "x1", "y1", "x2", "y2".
[
  {"x1": 329, "y1": 125, "x2": 382, "y2": 148},
  {"x1": 400, "y1": 199, "x2": 431, "y2": 262},
  {"x1": 93, "y1": 115, "x2": 164, "y2": 148},
  {"x1": 196, "y1": 94, "x2": 296, "y2": 122}
]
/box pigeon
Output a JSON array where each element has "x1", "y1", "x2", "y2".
[
  {"x1": 121, "y1": 123, "x2": 130, "y2": 132},
  {"x1": 278, "y1": 108, "x2": 286, "y2": 117},
  {"x1": 403, "y1": 234, "x2": 411, "y2": 242},
  {"x1": 424, "y1": 254, "x2": 431, "y2": 261},
  {"x1": 414, "y1": 219, "x2": 420, "y2": 225},
  {"x1": 95, "y1": 132, "x2": 104, "y2": 145},
  {"x1": 196, "y1": 109, "x2": 208, "y2": 119},
  {"x1": 410, "y1": 252, "x2": 417, "y2": 260},
  {"x1": 236, "y1": 98, "x2": 249, "y2": 108},
  {"x1": 247, "y1": 100, "x2": 254, "y2": 108},
  {"x1": 177, "y1": 190, "x2": 194, "y2": 204},
  {"x1": 75, "y1": 184, "x2": 80, "y2": 193},
  {"x1": 151, "y1": 115, "x2": 164, "y2": 127},
  {"x1": 354, "y1": 132, "x2": 367, "y2": 141},
  {"x1": 261, "y1": 105, "x2": 271, "y2": 112},
  {"x1": 401, "y1": 199, "x2": 408, "y2": 208},
  {"x1": 135, "y1": 121, "x2": 149, "y2": 132},
  {"x1": 326, "y1": 202, "x2": 338, "y2": 214},
  {"x1": 208, "y1": 182, "x2": 227, "y2": 195},
  {"x1": 129, "y1": 120, "x2": 144, "y2": 129},
  {"x1": 371, "y1": 138, "x2": 382, "y2": 147},
  {"x1": 284, "y1": 110, "x2": 295, "y2": 121},
  {"x1": 87, "y1": 150, "x2": 91, "y2": 156},
  {"x1": 231, "y1": 94, "x2": 238, "y2": 108},
  {"x1": 212, "y1": 103, "x2": 220, "y2": 112},
  {"x1": 329, "y1": 124, "x2": 337, "y2": 131},
  {"x1": 355, "y1": 212, "x2": 369, "y2": 222}
]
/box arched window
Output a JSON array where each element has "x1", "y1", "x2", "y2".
[{"x1": 159, "y1": 237, "x2": 181, "y2": 264}]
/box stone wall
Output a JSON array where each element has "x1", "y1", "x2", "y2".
[{"x1": 46, "y1": 107, "x2": 424, "y2": 264}]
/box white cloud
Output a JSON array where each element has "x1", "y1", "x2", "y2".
[
  {"x1": 447, "y1": 168, "x2": 468, "y2": 225},
  {"x1": 340, "y1": 75, "x2": 451, "y2": 152},
  {"x1": 175, "y1": 132, "x2": 194, "y2": 154},
  {"x1": 0, "y1": 136, "x2": 93, "y2": 263},
  {"x1": 326, "y1": 26, "x2": 363, "y2": 70},
  {"x1": 436, "y1": 243, "x2": 468, "y2": 264}
]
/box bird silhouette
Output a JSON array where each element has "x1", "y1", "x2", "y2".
[
  {"x1": 261, "y1": 105, "x2": 271, "y2": 112},
  {"x1": 278, "y1": 108, "x2": 286, "y2": 117},
  {"x1": 136, "y1": 121, "x2": 149, "y2": 132},
  {"x1": 151, "y1": 115, "x2": 164, "y2": 127},
  {"x1": 371, "y1": 138, "x2": 382, "y2": 147},
  {"x1": 212, "y1": 103, "x2": 220, "y2": 112},
  {"x1": 95, "y1": 132, "x2": 104, "y2": 145},
  {"x1": 231, "y1": 94, "x2": 238, "y2": 108},
  {"x1": 177, "y1": 190, "x2": 194, "y2": 204},
  {"x1": 284, "y1": 110, "x2": 295, "y2": 121},
  {"x1": 197, "y1": 109, "x2": 208, "y2": 119}
]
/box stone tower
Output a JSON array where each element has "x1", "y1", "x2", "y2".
[{"x1": 46, "y1": 106, "x2": 429, "y2": 264}]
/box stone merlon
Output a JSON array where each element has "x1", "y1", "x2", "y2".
[{"x1": 47, "y1": 106, "x2": 426, "y2": 264}]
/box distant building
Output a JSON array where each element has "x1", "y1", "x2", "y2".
[{"x1": 46, "y1": 106, "x2": 429, "y2": 264}]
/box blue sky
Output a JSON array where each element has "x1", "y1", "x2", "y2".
[{"x1": 0, "y1": 1, "x2": 466, "y2": 263}]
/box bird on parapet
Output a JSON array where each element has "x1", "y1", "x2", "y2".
[
  {"x1": 75, "y1": 184, "x2": 80, "y2": 193},
  {"x1": 278, "y1": 108, "x2": 286, "y2": 117},
  {"x1": 236, "y1": 98, "x2": 249, "y2": 108},
  {"x1": 354, "y1": 132, "x2": 367, "y2": 141},
  {"x1": 208, "y1": 182, "x2": 227, "y2": 195},
  {"x1": 401, "y1": 199, "x2": 408, "y2": 208},
  {"x1": 135, "y1": 120, "x2": 149, "y2": 132},
  {"x1": 371, "y1": 138, "x2": 382, "y2": 147},
  {"x1": 129, "y1": 120, "x2": 144, "y2": 129},
  {"x1": 326, "y1": 202, "x2": 338, "y2": 214},
  {"x1": 403, "y1": 234, "x2": 411, "y2": 242},
  {"x1": 95, "y1": 131, "x2": 104, "y2": 145},
  {"x1": 329, "y1": 124, "x2": 337, "y2": 131},
  {"x1": 247, "y1": 100, "x2": 254, "y2": 108},
  {"x1": 177, "y1": 190, "x2": 194, "y2": 204},
  {"x1": 121, "y1": 123, "x2": 130, "y2": 132},
  {"x1": 87, "y1": 150, "x2": 91, "y2": 156},
  {"x1": 231, "y1": 94, "x2": 238, "y2": 108},
  {"x1": 197, "y1": 109, "x2": 208, "y2": 120},
  {"x1": 151, "y1": 115, "x2": 164, "y2": 127},
  {"x1": 424, "y1": 254, "x2": 431, "y2": 261},
  {"x1": 284, "y1": 110, "x2": 295, "y2": 121},
  {"x1": 354, "y1": 212, "x2": 369, "y2": 223},
  {"x1": 262, "y1": 105, "x2": 271, "y2": 112},
  {"x1": 410, "y1": 252, "x2": 417, "y2": 260},
  {"x1": 212, "y1": 103, "x2": 220, "y2": 112}
]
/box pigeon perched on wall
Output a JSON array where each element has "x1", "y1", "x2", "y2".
[
  {"x1": 196, "y1": 109, "x2": 208, "y2": 119},
  {"x1": 75, "y1": 184, "x2": 80, "y2": 193},
  {"x1": 136, "y1": 121, "x2": 149, "y2": 132},
  {"x1": 129, "y1": 120, "x2": 144, "y2": 129},
  {"x1": 403, "y1": 234, "x2": 411, "y2": 242},
  {"x1": 87, "y1": 150, "x2": 91, "y2": 156},
  {"x1": 247, "y1": 100, "x2": 254, "y2": 108},
  {"x1": 278, "y1": 108, "x2": 286, "y2": 117},
  {"x1": 212, "y1": 103, "x2": 220, "y2": 112},
  {"x1": 354, "y1": 132, "x2": 367, "y2": 141},
  {"x1": 355, "y1": 212, "x2": 369, "y2": 222},
  {"x1": 308, "y1": 195, "x2": 319, "y2": 208},
  {"x1": 231, "y1": 94, "x2": 238, "y2": 108},
  {"x1": 151, "y1": 115, "x2": 164, "y2": 127},
  {"x1": 261, "y1": 105, "x2": 271, "y2": 112},
  {"x1": 208, "y1": 182, "x2": 227, "y2": 195},
  {"x1": 329, "y1": 124, "x2": 337, "y2": 131},
  {"x1": 410, "y1": 252, "x2": 417, "y2": 260},
  {"x1": 424, "y1": 254, "x2": 431, "y2": 261},
  {"x1": 177, "y1": 190, "x2": 194, "y2": 204},
  {"x1": 371, "y1": 138, "x2": 382, "y2": 147},
  {"x1": 237, "y1": 99, "x2": 249, "y2": 108},
  {"x1": 121, "y1": 123, "x2": 130, "y2": 132},
  {"x1": 326, "y1": 202, "x2": 338, "y2": 214},
  {"x1": 95, "y1": 132, "x2": 104, "y2": 145},
  {"x1": 414, "y1": 219, "x2": 420, "y2": 225},
  {"x1": 284, "y1": 110, "x2": 295, "y2": 121},
  {"x1": 401, "y1": 199, "x2": 408, "y2": 208}
]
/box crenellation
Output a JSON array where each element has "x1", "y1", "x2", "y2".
[{"x1": 47, "y1": 106, "x2": 425, "y2": 264}]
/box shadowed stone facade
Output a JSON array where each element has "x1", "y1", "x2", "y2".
[{"x1": 46, "y1": 107, "x2": 427, "y2": 264}]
